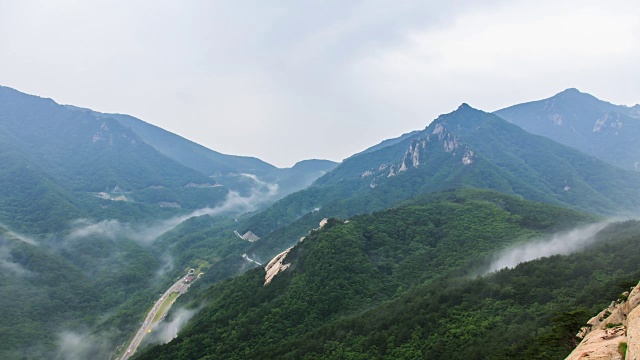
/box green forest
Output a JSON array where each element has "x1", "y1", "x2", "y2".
[{"x1": 136, "y1": 189, "x2": 634, "y2": 360}]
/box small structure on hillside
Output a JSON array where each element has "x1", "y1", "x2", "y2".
[{"x1": 241, "y1": 231, "x2": 260, "y2": 242}]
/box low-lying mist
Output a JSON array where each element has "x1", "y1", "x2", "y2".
[
  {"x1": 142, "y1": 306, "x2": 200, "y2": 346},
  {"x1": 0, "y1": 231, "x2": 37, "y2": 276},
  {"x1": 67, "y1": 177, "x2": 278, "y2": 245},
  {"x1": 55, "y1": 331, "x2": 113, "y2": 360},
  {"x1": 483, "y1": 220, "x2": 613, "y2": 275}
]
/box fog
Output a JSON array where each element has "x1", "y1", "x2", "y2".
[
  {"x1": 143, "y1": 307, "x2": 199, "y2": 346},
  {"x1": 484, "y1": 221, "x2": 612, "y2": 274},
  {"x1": 55, "y1": 331, "x2": 112, "y2": 360},
  {"x1": 66, "y1": 177, "x2": 278, "y2": 245},
  {"x1": 0, "y1": 249, "x2": 32, "y2": 277},
  {"x1": 0, "y1": 232, "x2": 35, "y2": 276},
  {"x1": 48, "y1": 179, "x2": 278, "y2": 358}
]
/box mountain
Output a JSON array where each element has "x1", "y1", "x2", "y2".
[
  {"x1": 136, "y1": 189, "x2": 639, "y2": 360},
  {"x1": 352, "y1": 129, "x2": 422, "y2": 157},
  {"x1": 0, "y1": 86, "x2": 214, "y2": 192},
  {"x1": 239, "y1": 103, "x2": 640, "y2": 261},
  {"x1": 70, "y1": 107, "x2": 338, "y2": 198},
  {"x1": 0, "y1": 140, "x2": 86, "y2": 233},
  {"x1": 0, "y1": 86, "x2": 336, "y2": 232},
  {"x1": 81, "y1": 110, "x2": 277, "y2": 177},
  {"x1": 0, "y1": 86, "x2": 235, "y2": 218},
  {"x1": 0, "y1": 85, "x2": 336, "y2": 358},
  {"x1": 495, "y1": 88, "x2": 640, "y2": 171}
]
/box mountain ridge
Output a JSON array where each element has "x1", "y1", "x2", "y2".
[
  {"x1": 495, "y1": 88, "x2": 640, "y2": 170},
  {"x1": 238, "y1": 103, "x2": 640, "y2": 262}
]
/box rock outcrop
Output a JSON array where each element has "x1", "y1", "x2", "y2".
[
  {"x1": 567, "y1": 280, "x2": 640, "y2": 359},
  {"x1": 264, "y1": 247, "x2": 292, "y2": 286},
  {"x1": 241, "y1": 231, "x2": 260, "y2": 242}
]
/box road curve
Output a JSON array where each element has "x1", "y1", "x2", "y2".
[{"x1": 120, "y1": 273, "x2": 194, "y2": 360}]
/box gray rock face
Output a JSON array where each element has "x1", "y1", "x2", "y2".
[{"x1": 567, "y1": 281, "x2": 640, "y2": 359}]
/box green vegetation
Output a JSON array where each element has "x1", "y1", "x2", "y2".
[
  {"x1": 0, "y1": 210, "x2": 248, "y2": 359},
  {"x1": 240, "y1": 105, "x2": 640, "y2": 263},
  {"x1": 153, "y1": 292, "x2": 180, "y2": 323},
  {"x1": 605, "y1": 323, "x2": 624, "y2": 328},
  {"x1": 137, "y1": 190, "x2": 629, "y2": 360},
  {"x1": 620, "y1": 342, "x2": 628, "y2": 359},
  {"x1": 3, "y1": 85, "x2": 640, "y2": 360},
  {"x1": 496, "y1": 88, "x2": 640, "y2": 171}
]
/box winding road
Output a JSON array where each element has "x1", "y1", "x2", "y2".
[{"x1": 120, "y1": 271, "x2": 196, "y2": 360}]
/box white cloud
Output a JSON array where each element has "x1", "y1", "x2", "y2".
[
  {"x1": 484, "y1": 221, "x2": 612, "y2": 274},
  {"x1": 353, "y1": 0, "x2": 640, "y2": 118},
  {"x1": 0, "y1": 230, "x2": 37, "y2": 276},
  {"x1": 145, "y1": 307, "x2": 199, "y2": 345},
  {"x1": 66, "y1": 175, "x2": 278, "y2": 244},
  {"x1": 55, "y1": 331, "x2": 112, "y2": 360}
]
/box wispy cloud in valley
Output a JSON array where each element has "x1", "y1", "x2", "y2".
[
  {"x1": 66, "y1": 181, "x2": 277, "y2": 244},
  {"x1": 55, "y1": 331, "x2": 113, "y2": 360},
  {"x1": 145, "y1": 307, "x2": 200, "y2": 346},
  {"x1": 484, "y1": 221, "x2": 613, "y2": 274}
]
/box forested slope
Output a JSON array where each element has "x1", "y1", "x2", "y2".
[
  {"x1": 137, "y1": 189, "x2": 608, "y2": 359},
  {"x1": 239, "y1": 104, "x2": 640, "y2": 262}
]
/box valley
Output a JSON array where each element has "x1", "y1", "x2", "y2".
[
  {"x1": 4, "y1": 3, "x2": 640, "y2": 359},
  {"x1": 0, "y1": 85, "x2": 639, "y2": 360},
  {"x1": 120, "y1": 269, "x2": 201, "y2": 360}
]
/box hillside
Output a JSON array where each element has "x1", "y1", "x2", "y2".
[
  {"x1": 0, "y1": 85, "x2": 335, "y2": 359},
  {"x1": 0, "y1": 86, "x2": 212, "y2": 192},
  {"x1": 136, "y1": 189, "x2": 630, "y2": 360},
  {"x1": 238, "y1": 104, "x2": 640, "y2": 261},
  {"x1": 495, "y1": 88, "x2": 640, "y2": 171},
  {"x1": 0, "y1": 130, "x2": 87, "y2": 232},
  {"x1": 0, "y1": 86, "x2": 238, "y2": 227},
  {"x1": 72, "y1": 108, "x2": 337, "y2": 198}
]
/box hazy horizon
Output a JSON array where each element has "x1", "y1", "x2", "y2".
[{"x1": 1, "y1": 0, "x2": 639, "y2": 167}]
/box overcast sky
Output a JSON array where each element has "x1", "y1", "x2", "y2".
[{"x1": 1, "y1": 0, "x2": 639, "y2": 167}]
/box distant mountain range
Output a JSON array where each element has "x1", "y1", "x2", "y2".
[
  {"x1": 496, "y1": 88, "x2": 640, "y2": 171},
  {"x1": 133, "y1": 89, "x2": 640, "y2": 360},
  {"x1": 0, "y1": 86, "x2": 337, "y2": 232},
  {"x1": 2, "y1": 83, "x2": 639, "y2": 360},
  {"x1": 240, "y1": 102, "x2": 640, "y2": 262},
  {"x1": 73, "y1": 107, "x2": 337, "y2": 196}
]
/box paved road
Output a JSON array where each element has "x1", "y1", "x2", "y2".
[{"x1": 120, "y1": 273, "x2": 194, "y2": 360}]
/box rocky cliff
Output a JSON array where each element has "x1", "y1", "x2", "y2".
[{"x1": 567, "y1": 280, "x2": 640, "y2": 359}]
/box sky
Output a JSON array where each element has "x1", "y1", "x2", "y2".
[{"x1": 1, "y1": 0, "x2": 639, "y2": 167}]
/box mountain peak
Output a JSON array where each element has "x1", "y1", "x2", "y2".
[
  {"x1": 440, "y1": 102, "x2": 486, "y2": 121},
  {"x1": 552, "y1": 88, "x2": 598, "y2": 102},
  {"x1": 557, "y1": 87, "x2": 582, "y2": 95},
  {"x1": 429, "y1": 103, "x2": 489, "y2": 130}
]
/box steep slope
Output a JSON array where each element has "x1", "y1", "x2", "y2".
[
  {"x1": 495, "y1": 88, "x2": 640, "y2": 170},
  {"x1": 0, "y1": 86, "x2": 234, "y2": 217},
  {"x1": 89, "y1": 111, "x2": 276, "y2": 177},
  {"x1": 75, "y1": 108, "x2": 338, "y2": 198},
  {"x1": 240, "y1": 104, "x2": 640, "y2": 261},
  {"x1": 264, "y1": 220, "x2": 640, "y2": 360},
  {"x1": 0, "y1": 223, "x2": 169, "y2": 360},
  {"x1": 567, "y1": 279, "x2": 640, "y2": 360},
  {"x1": 0, "y1": 127, "x2": 87, "y2": 233},
  {"x1": 136, "y1": 189, "x2": 616, "y2": 360},
  {"x1": 352, "y1": 129, "x2": 422, "y2": 157},
  {"x1": 0, "y1": 86, "x2": 212, "y2": 191}
]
